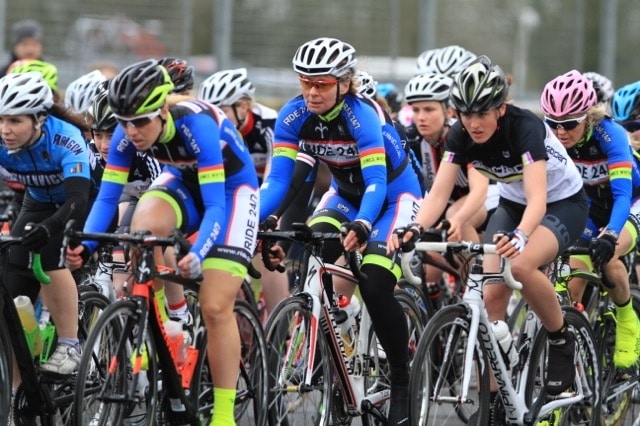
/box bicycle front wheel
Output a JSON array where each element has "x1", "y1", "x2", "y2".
[
  {"x1": 73, "y1": 299, "x2": 159, "y2": 425},
  {"x1": 408, "y1": 304, "x2": 490, "y2": 426},
  {"x1": 265, "y1": 295, "x2": 332, "y2": 426}
]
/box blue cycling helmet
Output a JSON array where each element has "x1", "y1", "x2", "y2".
[{"x1": 612, "y1": 81, "x2": 640, "y2": 122}]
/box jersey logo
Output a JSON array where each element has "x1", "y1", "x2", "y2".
[{"x1": 315, "y1": 122, "x2": 328, "y2": 138}]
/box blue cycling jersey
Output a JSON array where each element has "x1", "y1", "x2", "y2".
[
  {"x1": 260, "y1": 94, "x2": 413, "y2": 224},
  {"x1": 83, "y1": 100, "x2": 258, "y2": 258},
  {"x1": 565, "y1": 116, "x2": 640, "y2": 234},
  {"x1": 0, "y1": 115, "x2": 91, "y2": 203}
]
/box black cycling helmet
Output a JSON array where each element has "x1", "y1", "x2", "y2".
[
  {"x1": 450, "y1": 55, "x2": 508, "y2": 113},
  {"x1": 90, "y1": 89, "x2": 117, "y2": 132},
  {"x1": 107, "y1": 59, "x2": 174, "y2": 116},
  {"x1": 158, "y1": 56, "x2": 194, "y2": 93}
]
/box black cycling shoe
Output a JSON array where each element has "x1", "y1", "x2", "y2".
[
  {"x1": 544, "y1": 327, "x2": 575, "y2": 396},
  {"x1": 386, "y1": 382, "x2": 409, "y2": 425}
]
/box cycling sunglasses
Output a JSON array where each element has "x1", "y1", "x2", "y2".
[
  {"x1": 114, "y1": 109, "x2": 162, "y2": 128},
  {"x1": 544, "y1": 114, "x2": 587, "y2": 131},
  {"x1": 298, "y1": 76, "x2": 340, "y2": 93},
  {"x1": 622, "y1": 120, "x2": 640, "y2": 133}
]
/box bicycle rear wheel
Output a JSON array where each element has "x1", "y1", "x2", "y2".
[
  {"x1": 73, "y1": 299, "x2": 159, "y2": 425},
  {"x1": 408, "y1": 304, "x2": 490, "y2": 426},
  {"x1": 525, "y1": 307, "x2": 601, "y2": 425},
  {"x1": 265, "y1": 295, "x2": 332, "y2": 425},
  {"x1": 360, "y1": 291, "x2": 425, "y2": 426}
]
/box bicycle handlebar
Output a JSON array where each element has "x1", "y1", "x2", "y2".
[
  {"x1": 0, "y1": 236, "x2": 50, "y2": 284},
  {"x1": 257, "y1": 222, "x2": 367, "y2": 282},
  {"x1": 400, "y1": 240, "x2": 522, "y2": 291}
]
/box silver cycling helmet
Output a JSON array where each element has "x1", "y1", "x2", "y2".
[
  {"x1": 415, "y1": 45, "x2": 476, "y2": 77},
  {"x1": 198, "y1": 68, "x2": 255, "y2": 106},
  {"x1": 292, "y1": 37, "x2": 357, "y2": 78},
  {"x1": 0, "y1": 71, "x2": 53, "y2": 115},
  {"x1": 405, "y1": 73, "x2": 453, "y2": 103},
  {"x1": 355, "y1": 70, "x2": 378, "y2": 98},
  {"x1": 64, "y1": 69, "x2": 107, "y2": 114}
]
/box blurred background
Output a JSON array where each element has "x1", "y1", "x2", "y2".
[{"x1": 0, "y1": 0, "x2": 638, "y2": 112}]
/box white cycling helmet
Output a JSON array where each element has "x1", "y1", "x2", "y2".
[
  {"x1": 198, "y1": 68, "x2": 255, "y2": 106},
  {"x1": 415, "y1": 45, "x2": 476, "y2": 77},
  {"x1": 64, "y1": 69, "x2": 106, "y2": 114},
  {"x1": 405, "y1": 73, "x2": 453, "y2": 103},
  {"x1": 292, "y1": 37, "x2": 357, "y2": 78},
  {"x1": 356, "y1": 70, "x2": 378, "y2": 98},
  {"x1": 583, "y1": 71, "x2": 614, "y2": 104},
  {"x1": 0, "y1": 71, "x2": 53, "y2": 115}
]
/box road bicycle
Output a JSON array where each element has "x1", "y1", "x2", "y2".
[
  {"x1": 65, "y1": 221, "x2": 268, "y2": 425},
  {"x1": 0, "y1": 234, "x2": 110, "y2": 425},
  {"x1": 260, "y1": 222, "x2": 424, "y2": 425},
  {"x1": 544, "y1": 246, "x2": 640, "y2": 425},
  {"x1": 400, "y1": 238, "x2": 601, "y2": 425}
]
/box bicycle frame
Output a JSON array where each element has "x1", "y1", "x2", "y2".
[
  {"x1": 402, "y1": 241, "x2": 590, "y2": 424},
  {"x1": 293, "y1": 250, "x2": 390, "y2": 416}
]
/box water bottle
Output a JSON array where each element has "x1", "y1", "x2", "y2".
[
  {"x1": 337, "y1": 295, "x2": 361, "y2": 357},
  {"x1": 95, "y1": 261, "x2": 116, "y2": 302},
  {"x1": 491, "y1": 320, "x2": 518, "y2": 370},
  {"x1": 164, "y1": 320, "x2": 188, "y2": 366},
  {"x1": 14, "y1": 295, "x2": 42, "y2": 356}
]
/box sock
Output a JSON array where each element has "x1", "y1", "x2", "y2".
[
  {"x1": 615, "y1": 298, "x2": 635, "y2": 322},
  {"x1": 168, "y1": 298, "x2": 189, "y2": 320},
  {"x1": 57, "y1": 337, "x2": 80, "y2": 351},
  {"x1": 211, "y1": 387, "x2": 236, "y2": 426},
  {"x1": 155, "y1": 286, "x2": 169, "y2": 323}
]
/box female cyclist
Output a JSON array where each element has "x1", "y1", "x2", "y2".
[
  {"x1": 389, "y1": 55, "x2": 588, "y2": 406},
  {"x1": 66, "y1": 59, "x2": 259, "y2": 425},
  {"x1": 259, "y1": 37, "x2": 423, "y2": 425},
  {"x1": 612, "y1": 80, "x2": 640, "y2": 150},
  {"x1": 0, "y1": 71, "x2": 92, "y2": 377},
  {"x1": 541, "y1": 70, "x2": 640, "y2": 367}
]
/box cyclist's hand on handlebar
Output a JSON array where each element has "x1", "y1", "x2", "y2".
[
  {"x1": 438, "y1": 218, "x2": 462, "y2": 242},
  {"x1": 386, "y1": 222, "x2": 423, "y2": 255},
  {"x1": 493, "y1": 229, "x2": 527, "y2": 259},
  {"x1": 178, "y1": 252, "x2": 202, "y2": 279},
  {"x1": 265, "y1": 244, "x2": 286, "y2": 268},
  {"x1": 341, "y1": 220, "x2": 370, "y2": 252},
  {"x1": 259, "y1": 215, "x2": 279, "y2": 231},
  {"x1": 65, "y1": 244, "x2": 90, "y2": 271},
  {"x1": 22, "y1": 222, "x2": 51, "y2": 251},
  {"x1": 590, "y1": 233, "x2": 617, "y2": 269}
]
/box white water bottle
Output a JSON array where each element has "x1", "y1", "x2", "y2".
[
  {"x1": 164, "y1": 320, "x2": 188, "y2": 366},
  {"x1": 337, "y1": 295, "x2": 361, "y2": 357},
  {"x1": 491, "y1": 320, "x2": 518, "y2": 369}
]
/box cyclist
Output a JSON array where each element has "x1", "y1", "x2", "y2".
[
  {"x1": 86, "y1": 88, "x2": 162, "y2": 298},
  {"x1": 541, "y1": 70, "x2": 640, "y2": 367},
  {"x1": 389, "y1": 55, "x2": 588, "y2": 407},
  {"x1": 414, "y1": 44, "x2": 477, "y2": 78},
  {"x1": 65, "y1": 59, "x2": 259, "y2": 425},
  {"x1": 0, "y1": 72, "x2": 92, "y2": 377},
  {"x1": 259, "y1": 37, "x2": 423, "y2": 425},
  {"x1": 159, "y1": 56, "x2": 195, "y2": 96},
  {"x1": 64, "y1": 69, "x2": 107, "y2": 115},
  {"x1": 404, "y1": 72, "x2": 489, "y2": 242},
  {"x1": 583, "y1": 71, "x2": 615, "y2": 114},
  {"x1": 612, "y1": 80, "x2": 640, "y2": 151}
]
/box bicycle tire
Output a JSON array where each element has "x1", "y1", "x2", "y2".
[
  {"x1": 524, "y1": 307, "x2": 601, "y2": 425},
  {"x1": 408, "y1": 304, "x2": 490, "y2": 426},
  {"x1": 360, "y1": 291, "x2": 425, "y2": 426},
  {"x1": 264, "y1": 295, "x2": 332, "y2": 425},
  {"x1": 191, "y1": 298, "x2": 268, "y2": 426},
  {"x1": 0, "y1": 302, "x2": 12, "y2": 426},
  {"x1": 595, "y1": 292, "x2": 640, "y2": 425},
  {"x1": 73, "y1": 299, "x2": 159, "y2": 425}
]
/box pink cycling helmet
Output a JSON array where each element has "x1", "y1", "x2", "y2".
[{"x1": 540, "y1": 70, "x2": 597, "y2": 116}]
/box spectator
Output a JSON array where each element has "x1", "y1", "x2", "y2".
[{"x1": 1, "y1": 20, "x2": 44, "y2": 76}]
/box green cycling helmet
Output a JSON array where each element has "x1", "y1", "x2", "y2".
[{"x1": 8, "y1": 59, "x2": 58, "y2": 92}]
